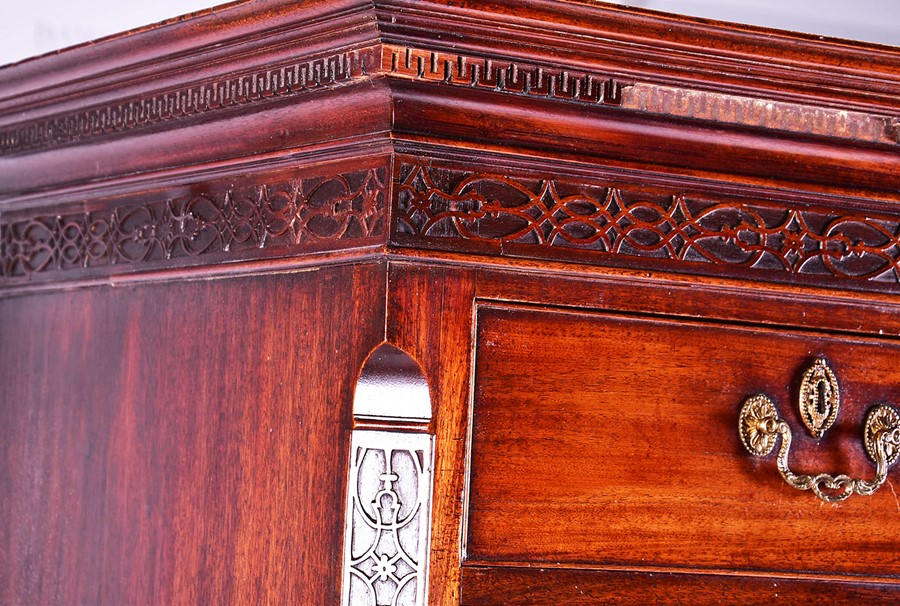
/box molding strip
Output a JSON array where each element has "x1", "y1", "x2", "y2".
[
  {"x1": 0, "y1": 46, "x2": 380, "y2": 156},
  {"x1": 383, "y1": 44, "x2": 625, "y2": 106},
  {"x1": 394, "y1": 161, "x2": 900, "y2": 286},
  {"x1": 3, "y1": 43, "x2": 894, "y2": 157},
  {"x1": 0, "y1": 166, "x2": 387, "y2": 281},
  {"x1": 383, "y1": 44, "x2": 896, "y2": 144},
  {"x1": 622, "y1": 83, "x2": 897, "y2": 145}
]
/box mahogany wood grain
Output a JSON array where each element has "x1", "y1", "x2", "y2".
[
  {"x1": 461, "y1": 566, "x2": 898, "y2": 605},
  {"x1": 466, "y1": 303, "x2": 900, "y2": 579},
  {"x1": 385, "y1": 261, "x2": 476, "y2": 605},
  {"x1": 379, "y1": 0, "x2": 900, "y2": 110},
  {"x1": 471, "y1": 264, "x2": 900, "y2": 336},
  {"x1": 3, "y1": 0, "x2": 900, "y2": 602},
  {"x1": 0, "y1": 262, "x2": 385, "y2": 604},
  {"x1": 0, "y1": 84, "x2": 393, "y2": 198}
]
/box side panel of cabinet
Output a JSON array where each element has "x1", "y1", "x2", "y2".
[{"x1": 0, "y1": 262, "x2": 386, "y2": 604}]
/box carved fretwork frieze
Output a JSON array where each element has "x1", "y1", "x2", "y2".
[
  {"x1": 394, "y1": 162, "x2": 900, "y2": 286},
  {"x1": 0, "y1": 166, "x2": 387, "y2": 281}
]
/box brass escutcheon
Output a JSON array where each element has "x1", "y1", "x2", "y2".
[{"x1": 798, "y1": 358, "x2": 840, "y2": 438}]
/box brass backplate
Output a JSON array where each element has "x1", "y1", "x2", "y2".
[
  {"x1": 864, "y1": 404, "x2": 900, "y2": 467},
  {"x1": 739, "y1": 395, "x2": 778, "y2": 457}
]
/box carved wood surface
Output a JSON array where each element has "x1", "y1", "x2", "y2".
[
  {"x1": 1, "y1": 164, "x2": 387, "y2": 281},
  {"x1": 3, "y1": 41, "x2": 895, "y2": 159},
  {"x1": 342, "y1": 430, "x2": 433, "y2": 606},
  {"x1": 3, "y1": 0, "x2": 900, "y2": 603},
  {"x1": 394, "y1": 161, "x2": 900, "y2": 287},
  {"x1": 0, "y1": 1, "x2": 897, "y2": 292},
  {"x1": 3, "y1": 0, "x2": 899, "y2": 161},
  {"x1": 0, "y1": 47, "x2": 379, "y2": 156}
]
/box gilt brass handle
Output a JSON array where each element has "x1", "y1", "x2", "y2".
[{"x1": 738, "y1": 358, "x2": 900, "y2": 503}]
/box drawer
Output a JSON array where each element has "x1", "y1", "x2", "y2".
[{"x1": 464, "y1": 304, "x2": 900, "y2": 583}]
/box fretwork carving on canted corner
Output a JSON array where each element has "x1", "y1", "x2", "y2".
[{"x1": 342, "y1": 344, "x2": 434, "y2": 606}]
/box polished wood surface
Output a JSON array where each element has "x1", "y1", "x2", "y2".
[
  {"x1": 467, "y1": 304, "x2": 900, "y2": 577},
  {"x1": 0, "y1": 262, "x2": 385, "y2": 604},
  {"x1": 386, "y1": 262, "x2": 476, "y2": 604},
  {"x1": 461, "y1": 566, "x2": 896, "y2": 605},
  {"x1": 3, "y1": 0, "x2": 900, "y2": 603}
]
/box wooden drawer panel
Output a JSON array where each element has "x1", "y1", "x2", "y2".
[{"x1": 466, "y1": 304, "x2": 900, "y2": 580}]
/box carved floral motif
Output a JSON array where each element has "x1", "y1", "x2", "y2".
[
  {"x1": 0, "y1": 167, "x2": 386, "y2": 278},
  {"x1": 395, "y1": 163, "x2": 900, "y2": 283}
]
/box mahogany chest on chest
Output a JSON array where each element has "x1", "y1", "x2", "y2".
[{"x1": 2, "y1": 1, "x2": 899, "y2": 603}]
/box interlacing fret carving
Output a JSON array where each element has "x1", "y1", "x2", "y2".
[
  {"x1": 384, "y1": 45, "x2": 624, "y2": 105},
  {"x1": 343, "y1": 431, "x2": 433, "y2": 606},
  {"x1": 0, "y1": 47, "x2": 378, "y2": 155},
  {"x1": 0, "y1": 167, "x2": 386, "y2": 278},
  {"x1": 395, "y1": 163, "x2": 900, "y2": 283}
]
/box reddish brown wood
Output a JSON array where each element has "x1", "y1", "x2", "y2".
[
  {"x1": 393, "y1": 157, "x2": 900, "y2": 291},
  {"x1": 378, "y1": 0, "x2": 900, "y2": 111},
  {"x1": 471, "y1": 264, "x2": 900, "y2": 337},
  {"x1": 3, "y1": 0, "x2": 900, "y2": 603},
  {"x1": 0, "y1": 262, "x2": 386, "y2": 604},
  {"x1": 385, "y1": 261, "x2": 476, "y2": 604},
  {"x1": 390, "y1": 82, "x2": 900, "y2": 200},
  {"x1": 461, "y1": 566, "x2": 898, "y2": 605},
  {"x1": 1, "y1": 159, "x2": 389, "y2": 285},
  {"x1": 466, "y1": 304, "x2": 900, "y2": 577}
]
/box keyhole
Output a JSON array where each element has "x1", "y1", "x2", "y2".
[{"x1": 816, "y1": 380, "x2": 829, "y2": 416}]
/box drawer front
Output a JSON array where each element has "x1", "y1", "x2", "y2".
[{"x1": 466, "y1": 304, "x2": 900, "y2": 579}]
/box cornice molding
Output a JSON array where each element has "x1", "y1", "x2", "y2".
[
  {"x1": 383, "y1": 45, "x2": 626, "y2": 106},
  {"x1": 1, "y1": 0, "x2": 898, "y2": 291},
  {"x1": 377, "y1": 0, "x2": 900, "y2": 111},
  {"x1": 2, "y1": 41, "x2": 897, "y2": 158},
  {"x1": 0, "y1": 47, "x2": 380, "y2": 156}
]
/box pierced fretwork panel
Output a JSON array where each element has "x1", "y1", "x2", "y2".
[{"x1": 342, "y1": 430, "x2": 434, "y2": 606}]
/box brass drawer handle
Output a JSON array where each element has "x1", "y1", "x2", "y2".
[{"x1": 739, "y1": 358, "x2": 900, "y2": 503}]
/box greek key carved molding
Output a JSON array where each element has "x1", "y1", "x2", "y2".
[
  {"x1": 395, "y1": 162, "x2": 900, "y2": 284},
  {"x1": 0, "y1": 167, "x2": 386, "y2": 280},
  {"x1": 384, "y1": 44, "x2": 625, "y2": 106},
  {"x1": 0, "y1": 47, "x2": 379, "y2": 155},
  {"x1": 2, "y1": 42, "x2": 892, "y2": 156},
  {"x1": 0, "y1": 45, "x2": 625, "y2": 157}
]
